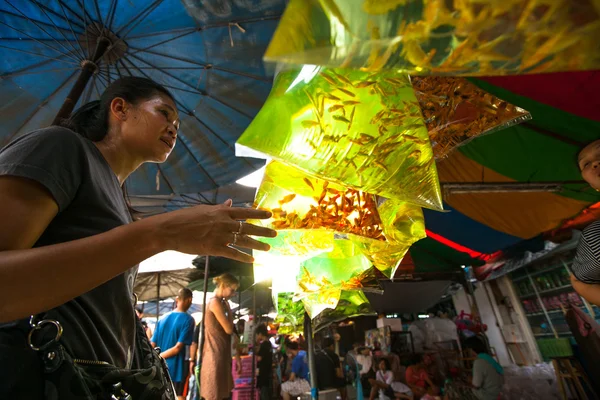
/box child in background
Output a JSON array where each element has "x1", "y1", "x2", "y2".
[{"x1": 255, "y1": 324, "x2": 273, "y2": 400}]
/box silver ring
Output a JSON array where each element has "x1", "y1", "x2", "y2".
[
  {"x1": 237, "y1": 221, "x2": 244, "y2": 234},
  {"x1": 28, "y1": 319, "x2": 63, "y2": 351},
  {"x1": 232, "y1": 232, "x2": 238, "y2": 246}
]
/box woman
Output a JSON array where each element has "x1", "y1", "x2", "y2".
[
  {"x1": 405, "y1": 354, "x2": 439, "y2": 399},
  {"x1": 369, "y1": 358, "x2": 413, "y2": 400},
  {"x1": 201, "y1": 273, "x2": 241, "y2": 400},
  {"x1": 571, "y1": 139, "x2": 600, "y2": 306},
  {"x1": 0, "y1": 77, "x2": 276, "y2": 399},
  {"x1": 444, "y1": 337, "x2": 503, "y2": 400}
]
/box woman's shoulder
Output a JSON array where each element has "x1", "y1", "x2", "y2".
[{"x1": 18, "y1": 126, "x2": 83, "y2": 144}]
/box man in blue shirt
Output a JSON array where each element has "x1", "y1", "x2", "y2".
[
  {"x1": 281, "y1": 341, "x2": 311, "y2": 400},
  {"x1": 152, "y1": 288, "x2": 195, "y2": 400}
]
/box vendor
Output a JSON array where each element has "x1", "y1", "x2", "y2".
[
  {"x1": 405, "y1": 354, "x2": 439, "y2": 398},
  {"x1": 572, "y1": 139, "x2": 600, "y2": 306},
  {"x1": 444, "y1": 337, "x2": 503, "y2": 400}
]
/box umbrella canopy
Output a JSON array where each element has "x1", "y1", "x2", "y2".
[
  {"x1": 0, "y1": 0, "x2": 285, "y2": 194},
  {"x1": 135, "y1": 267, "x2": 205, "y2": 301},
  {"x1": 420, "y1": 71, "x2": 600, "y2": 261}
]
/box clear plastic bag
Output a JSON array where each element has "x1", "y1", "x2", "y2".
[
  {"x1": 264, "y1": 0, "x2": 600, "y2": 75},
  {"x1": 412, "y1": 76, "x2": 532, "y2": 159},
  {"x1": 237, "y1": 65, "x2": 442, "y2": 210},
  {"x1": 250, "y1": 161, "x2": 426, "y2": 278}
]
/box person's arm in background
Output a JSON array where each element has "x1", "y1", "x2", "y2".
[
  {"x1": 210, "y1": 299, "x2": 234, "y2": 334},
  {"x1": 571, "y1": 275, "x2": 600, "y2": 306},
  {"x1": 189, "y1": 324, "x2": 200, "y2": 376},
  {"x1": 159, "y1": 342, "x2": 186, "y2": 359},
  {"x1": 470, "y1": 359, "x2": 484, "y2": 389}
]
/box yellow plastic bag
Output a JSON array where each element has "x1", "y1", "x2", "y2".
[
  {"x1": 264, "y1": 0, "x2": 600, "y2": 75},
  {"x1": 413, "y1": 77, "x2": 532, "y2": 159},
  {"x1": 237, "y1": 65, "x2": 442, "y2": 210},
  {"x1": 250, "y1": 161, "x2": 426, "y2": 278}
]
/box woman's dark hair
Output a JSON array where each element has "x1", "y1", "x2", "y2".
[
  {"x1": 60, "y1": 76, "x2": 174, "y2": 141},
  {"x1": 463, "y1": 337, "x2": 489, "y2": 355},
  {"x1": 287, "y1": 341, "x2": 299, "y2": 351},
  {"x1": 378, "y1": 357, "x2": 391, "y2": 370}
]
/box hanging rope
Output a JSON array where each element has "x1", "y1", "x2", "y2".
[{"x1": 228, "y1": 22, "x2": 246, "y2": 47}]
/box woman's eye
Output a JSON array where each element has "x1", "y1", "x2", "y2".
[{"x1": 160, "y1": 110, "x2": 169, "y2": 118}]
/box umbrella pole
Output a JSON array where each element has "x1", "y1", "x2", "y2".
[
  {"x1": 156, "y1": 272, "x2": 161, "y2": 321},
  {"x1": 304, "y1": 311, "x2": 318, "y2": 400},
  {"x1": 251, "y1": 285, "x2": 256, "y2": 400},
  {"x1": 52, "y1": 38, "x2": 110, "y2": 124},
  {"x1": 198, "y1": 256, "x2": 210, "y2": 365}
]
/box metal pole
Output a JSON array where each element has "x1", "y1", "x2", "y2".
[
  {"x1": 304, "y1": 311, "x2": 318, "y2": 400},
  {"x1": 198, "y1": 256, "x2": 210, "y2": 365},
  {"x1": 156, "y1": 272, "x2": 160, "y2": 321},
  {"x1": 251, "y1": 285, "x2": 256, "y2": 400},
  {"x1": 52, "y1": 37, "x2": 110, "y2": 124}
]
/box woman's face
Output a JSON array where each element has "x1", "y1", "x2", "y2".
[
  {"x1": 578, "y1": 140, "x2": 600, "y2": 190},
  {"x1": 118, "y1": 94, "x2": 180, "y2": 163},
  {"x1": 222, "y1": 284, "x2": 239, "y2": 299},
  {"x1": 378, "y1": 360, "x2": 386, "y2": 371}
]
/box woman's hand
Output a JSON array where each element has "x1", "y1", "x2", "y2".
[{"x1": 149, "y1": 199, "x2": 276, "y2": 263}]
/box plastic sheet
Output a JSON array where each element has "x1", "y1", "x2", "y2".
[
  {"x1": 312, "y1": 290, "x2": 376, "y2": 331},
  {"x1": 250, "y1": 161, "x2": 426, "y2": 278},
  {"x1": 264, "y1": 0, "x2": 600, "y2": 75},
  {"x1": 500, "y1": 363, "x2": 560, "y2": 400},
  {"x1": 274, "y1": 290, "x2": 376, "y2": 331},
  {"x1": 237, "y1": 65, "x2": 442, "y2": 210},
  {"x1": 412, "y1": 77, "x2": 532, "y2": 159}
]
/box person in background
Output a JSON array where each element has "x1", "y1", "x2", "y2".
[
  {"x1": 316, "y1": 336, "x2": 347, "y2": 399},
  {"x1": 356, "y1": 346, "x2": 375, "y2": 394},
  {"x1": 281, "y1": 341, "x2": 311, "y2": 400},
  {"x1": 135, "y1": 306, "x2": 153, "y2": 340},
  {"x1": 369, "y1": 358, "x2": 413, "y2": 400},
  {"x1": 406, "y1": 354, "x2": 439, "y2": 399},
  {"x1": 570, "y1": 139, "x2": 600, "y2": 306},
  {"x1": 255, "y1": 323, "x2": 273, "y2": 400},
  {"x1": 151, "y1": 288, "x2": 195, "y2": 400},
  {"x1": 200, "y1": 273, "x2": 241, "y2": 400},
  {"x1": 444, "y1": 337, "x2": 503, "y2": 400}
]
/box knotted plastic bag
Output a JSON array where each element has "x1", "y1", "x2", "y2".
[
  {"x1": 264, "y1": 0, "x2": 600, "y2": 75},
  {"x1": 412, "y1": 77, "x2": 532, "y2": 159},
  {"x1": 275, "y1": 290, "x2": 376, "y2": 330},
  {"x1": 237, "y1": 65, "x2": 442, "y2": 210},
  {"x1": 250, "y1": 161, "x2": 426, "y2": 278}
]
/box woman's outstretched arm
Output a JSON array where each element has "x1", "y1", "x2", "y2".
[{"x1": 0, "y1": 176, "x2": 275, "y2": 322}]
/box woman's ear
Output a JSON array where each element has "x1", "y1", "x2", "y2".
[{"x1": 109, "y1": 97, "x2": 129, "y2": 121}]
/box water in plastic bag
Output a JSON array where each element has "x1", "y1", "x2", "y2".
[
  {"x1": 250, "y1": 161, "x2": 426, "y2": 278},
  {"x1": 264, "y1": 0, "x2": 600, "y2": 75},
  {"x1": 237, "y1": 65, "x2": 442, "y2": 210},
  {"x1": 412, "y1": 77, "x2": 532, "y2": 159}
]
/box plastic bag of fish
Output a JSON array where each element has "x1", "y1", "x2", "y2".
[
  {"x1": 263, "y1": 0, "x2": 600, "y2": 75},
  {"x1": 248, "y1": 161, "x2": 426, "y2": 278},
  {"x1": 237, "y1": 65, "x2": 442, "y2": 210}
]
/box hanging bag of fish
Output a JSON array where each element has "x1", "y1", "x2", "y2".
[
  {"x1": 236, "y1": 65, "x2": 443, "y2": 210},
  {"x1": 250, "y1": 161, "x2": 426, "y2": 278},
  {"x1": 263, "y1": 0, "x2": 600, "y2": 75},
  {"x1": 412, "y1": 77, "x2": 531, "y2": 159}
]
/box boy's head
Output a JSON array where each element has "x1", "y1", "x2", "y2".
[
  {"x1": 287, "y1": 341, "x2": 300, "y2": 357},
  {"x1": 255, "y1": 323, "x2": 268, "y2": 341},
  {"x1": 323, "y1": 336, "x2": 335, "y2": 350}
]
